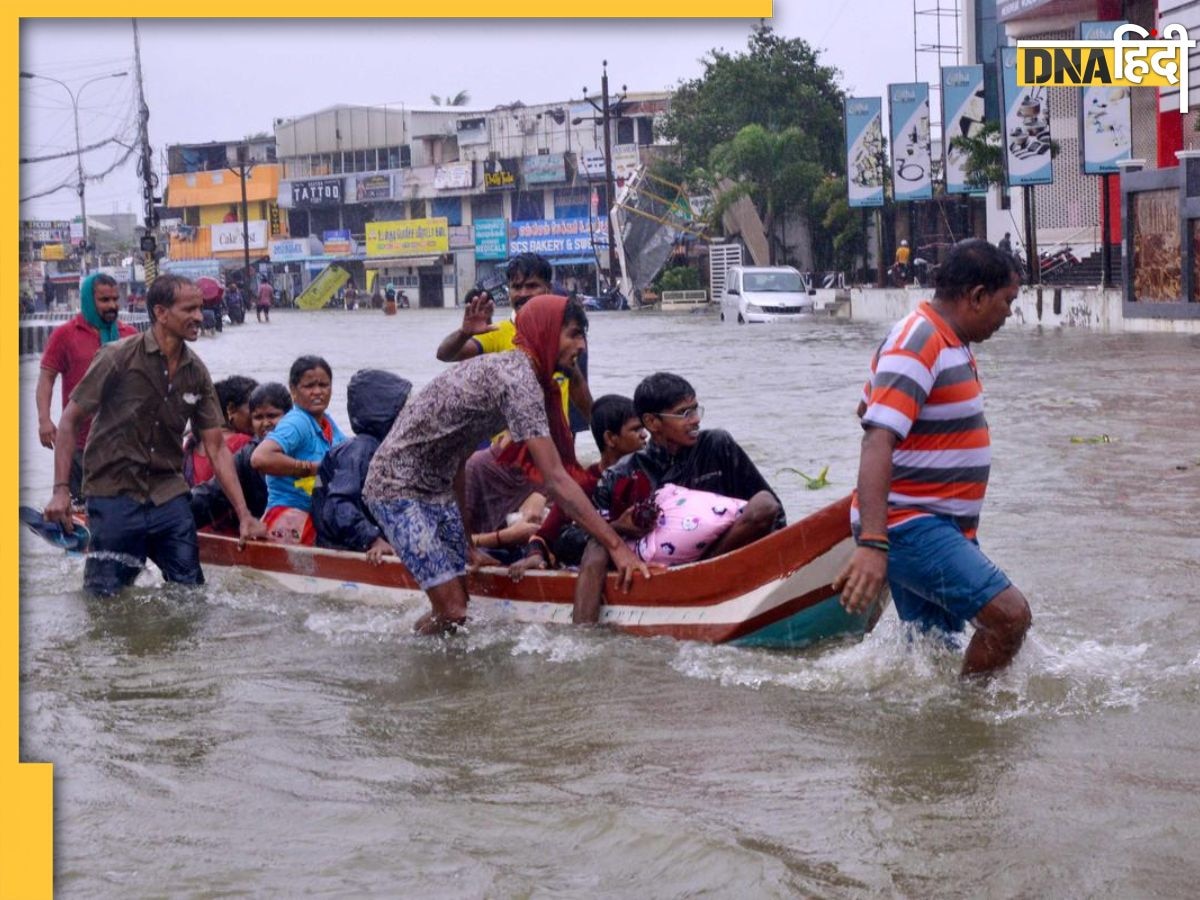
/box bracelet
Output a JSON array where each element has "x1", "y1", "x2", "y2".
[
  {"x1": 857, "y1": 532, "x2": 889, "y2": 544},
  {"x1": 855, "y1": 538, "x2": 890, "y2": 553},
  {"x1": 53, "y1": 482, "x2": 71, "y2": 491},
  {"x1": 493, "y1": 530, "x2": 502, "y2": 547}
]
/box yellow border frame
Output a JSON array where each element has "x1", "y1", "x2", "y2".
[{"x1": 5, "y1": 10, "x2": 772, "y2": 897}]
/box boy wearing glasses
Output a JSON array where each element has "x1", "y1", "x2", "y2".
[{"x1": 572, "y1": 372, "x2": 784, "y2": 623}]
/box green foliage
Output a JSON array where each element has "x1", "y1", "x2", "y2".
[
  {"x1": 812, "y1": 175, "x2": 866, "y2": 272},
  {"x1": 655, "y1": 265, "x2": 702, "y2": 293},
  {"x1": 705, "y1": 124, "x2": 825, "y2": 264},
  {"x1": 949, "y1": 120, "x2": 1060, "y2": 190},
  {"x1": 662, "y1": 25, "x2": 845, "y2": 176},
  {"x1": 780, "y1": 465, "x2": 831, "y2": 489}
]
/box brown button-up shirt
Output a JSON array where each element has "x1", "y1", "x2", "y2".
[{"x1": 70, "y1": 327, "x2": 223, "y2": 505}]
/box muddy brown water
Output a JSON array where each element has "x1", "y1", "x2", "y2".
[{"x1": 18, "y1": 308, "x2": 1200, "y2": 896}]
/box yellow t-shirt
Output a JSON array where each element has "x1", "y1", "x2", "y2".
[
  {"x1": 895, "y1": 245, "x2": 911, "y2": 265},
  {"x1": 474, "y1": 319, "x2": 571, "y2": 418}
]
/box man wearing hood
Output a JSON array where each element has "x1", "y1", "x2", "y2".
[
  {"x1": 312, "y1": 369, "x2": 413, "y2": 564},
  {"x1": 36, "y1": 273, "x2": 139, "y2": 502}
]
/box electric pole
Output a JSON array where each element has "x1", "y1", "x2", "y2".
[
  {"x1": 582, "y1": 61, "x2": 626, "y2": 286},
  {"x1": 132, "y1": 18, "x2": 160, "y2": 288}
]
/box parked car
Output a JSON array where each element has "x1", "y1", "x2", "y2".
[{"x1": 719, "y1": 265, "x2": 815, "y2": 324}]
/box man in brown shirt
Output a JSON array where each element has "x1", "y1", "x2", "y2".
[{"x1": 44, "y1": 275, "x2": 267, "y2": 596}]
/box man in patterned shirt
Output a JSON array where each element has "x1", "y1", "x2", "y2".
[
  {"x1": 835, "y1": 239, "x2": 1031, "y2": 677},
  {"x1": 365, "y1": 294, "x2": 647, "y2": 635}
]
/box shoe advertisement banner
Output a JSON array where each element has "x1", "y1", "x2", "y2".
[
  {"x1": 999, "y1": 46, "x2": 1054, "y2": 187},
  {"x1": 1079, "y1": 21, "x2": 1133, "y2": 175}
]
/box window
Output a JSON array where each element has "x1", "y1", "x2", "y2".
[
  {"x1": 617, "y1": 118, "x2": 635, "y2": 145},
  {"x1": 331, "y1": 153, "x2": 343, "y2": 174},
  {"x1": 637, "y1": 116, "x2": 654, "y2": 146},
  {"x1": 554, "y1": 187, "x2": 589, "y2": 219},
  {"x1": 432, "y1": 196, "x2": 462, "y2": 226},
  {"x1": 472, "y1": 194, "x2": 503, "y2": 220},
  {"x1": 514, "y1": 190, "x2": 544, "y2": 221}
]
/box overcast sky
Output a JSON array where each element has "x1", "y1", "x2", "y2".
[{"x1": 19, "y1": 7, "x2": 927, "y2": 221}]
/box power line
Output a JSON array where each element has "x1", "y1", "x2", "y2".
[{"x1": 20, "y1": 136, "x2": 122, "y2": 164}]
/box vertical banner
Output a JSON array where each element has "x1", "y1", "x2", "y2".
[
  {"x1": 844, "y1": 97, "x2": 885, "y2": 208},
  {"x1": 1079, "y1": 21, "x2": 1133, "y2": 175},
  {"x1": 999, "y1": 46, "x2": 1053, "y2": 187},
  {"x1": 941, "y1": 65, "x2": 987, "y2": 195},
  {"x1": 888, "y1": 83, "x2": 933, "y2": 201}
]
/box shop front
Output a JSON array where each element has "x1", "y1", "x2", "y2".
[{"x1": 364, "y1": 217, "x2": 454, "y2": 307}]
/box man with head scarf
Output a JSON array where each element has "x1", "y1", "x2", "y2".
[
  {"x1": 36, "y1": 273, "x2": 139, "y2": 502},
  {"x1": 365, "y1": 294, "x2": 649, "y2": 635}
]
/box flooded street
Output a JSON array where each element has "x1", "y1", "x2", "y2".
[{"x1": 18, "y1": 307, "x2": 1200, "y2": 897}]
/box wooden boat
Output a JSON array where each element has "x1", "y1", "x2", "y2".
[{"x1": 198, "y1": 495, "x2": 888, "y2": 649}]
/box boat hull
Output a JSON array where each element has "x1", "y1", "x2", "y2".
[{"x1": 198, "y1": 495, "x2": 888, "y2": 649}]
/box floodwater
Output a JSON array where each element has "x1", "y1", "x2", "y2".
[{"x1": 18, "y1": 307, "x2": 1200, "y2": 897}]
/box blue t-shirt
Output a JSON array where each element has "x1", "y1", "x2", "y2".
[{"x1": 264, "y1": 408, "x2": 347, "y2": 512}]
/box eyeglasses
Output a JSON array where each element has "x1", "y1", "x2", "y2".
[{"x1": 657, "y1": 404, "x2": 703, "y2": 421}]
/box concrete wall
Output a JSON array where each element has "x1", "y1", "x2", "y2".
[{"x1": 845, "y1": 287, "x2": 1200, "y2": 334}]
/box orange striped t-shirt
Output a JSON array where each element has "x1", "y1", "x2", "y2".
[{"x1": 850, "y1": 302, "x2": 989, "y2": 539}]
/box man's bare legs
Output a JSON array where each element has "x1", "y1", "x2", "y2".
[
  {"x1": 415, "y1": 576, "x2": 471, "y2": 635},
  {"x1": 963, "y1": 585, "x2": 1031, "y2": 677},
  {"x1": 572, "y1": 538, "x2": 610, "y2": 624}
]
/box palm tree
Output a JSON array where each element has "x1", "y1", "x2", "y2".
[{"x1": 430, "y1": 90, "x2": 470, "y2": 107}]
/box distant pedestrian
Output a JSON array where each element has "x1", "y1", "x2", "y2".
[
  {"x1": 256, "y1": 277, "x2": 273, "y2": 323},
  {"x1": 36, "y1": 273, "x2": 139, "y2": 502},
  {"x1": 834, "y1": 239, "x2": 1031, "y2": 678},
  {"x1": 998, "y1": 232, "x2": 1012, "y2": 255}
]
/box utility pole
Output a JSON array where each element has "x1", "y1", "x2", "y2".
[
  {"x1": 582, "y1": 61, "x2": 626, "y2": 286},
  {"x1": 233, "y1": 144, "x2": 253, "y2": 293},
  {"x1": 132, "y1": 19, "x2": 159, "y2": 288},
  {"x1": 20, "y1": 68, "x2": 128, "y2": 275}
]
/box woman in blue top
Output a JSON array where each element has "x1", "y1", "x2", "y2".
[{"x1": 251, "y1": 355, "x2": 347, "y2": 544}]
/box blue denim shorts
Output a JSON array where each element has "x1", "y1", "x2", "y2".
[
  {"x1": 886, "y1": 515, "x2": 1011, "y2": 634},
  {"x1": 366, "y1": 496, "x2": 467, "y2": 590}
]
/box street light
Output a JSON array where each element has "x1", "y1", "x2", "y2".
[
  {"x1": 580, "y1": 61, "x2": 627, "y2": 285},
  {"x1": 20, "y1": 69, "x2": 128, "y2": 274}
]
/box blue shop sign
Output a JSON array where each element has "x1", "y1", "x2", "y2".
[{"x1": 474, "y1": 218, "x2": 508, "y2": 260}]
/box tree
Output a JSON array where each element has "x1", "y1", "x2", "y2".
[
  {"x1": 812, "y1": 175, "x2": 867, "y2": 276},
  {"x1": 430, "y1": 91, "x2": 470, "y2": 107},
  {"x1": 947, "y1": 121, "x2": 1006, "y2": 190},
  {"x1": 662, "y1": 25, "x2": 844, "y2": 177},
  {"x1": 949, "y1": 120, "x2": 1059, "y2": 191},
  {"x1": 704, "y1": 124, "x2": 824, "y2": 264}
]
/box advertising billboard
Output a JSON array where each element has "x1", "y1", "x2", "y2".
[
  {"x1": 888, "y1": 82, "x2": 933, "y2": 201},
  {"x1": 941, "y1": 65, "x2": 987, "y2": 194},
  {"x1": 844, "y1": 97, "x2": 885, "y2": 208},
  {"x1": 999, "y1": 46, "x2": 1053, "y2": 187}
]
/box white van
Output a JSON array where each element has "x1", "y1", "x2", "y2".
[{"x1": 719, "y1": 266, "x2": 815, "y2": 324}]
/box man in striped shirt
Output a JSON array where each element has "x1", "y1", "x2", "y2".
[{"x1": 835, "y1": 239, "x2": 1031, "y2": 677}]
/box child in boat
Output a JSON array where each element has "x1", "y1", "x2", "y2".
[
  {"x1": 251, "y1": 356, "x2": 347, "y2": 545},
  {"x1": 571, "y1": 372, "x2": 786, "y2": 623},
  {"x1": 183, "y1": 375, "x2": 258, "y2": 486},
  {"x1": 311, "y1": 369, "x2": 412, "y2": 565},
  {"x1": 463, "y1": 433, "x2": 548, "y2": 565},
  {"x1": 508, "y1": 394, "x2": 647, "y2": 576},
  {"x1": 363, "y1": 294, "x2": 648, "y2": 635},
  {"x1": 191, "y1": 382, "x2": 292, "y2": 532}
]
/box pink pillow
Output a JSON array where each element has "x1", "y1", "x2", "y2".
[{"x1": 629, "y1": 483, "x2": 746, "y2": 565}]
